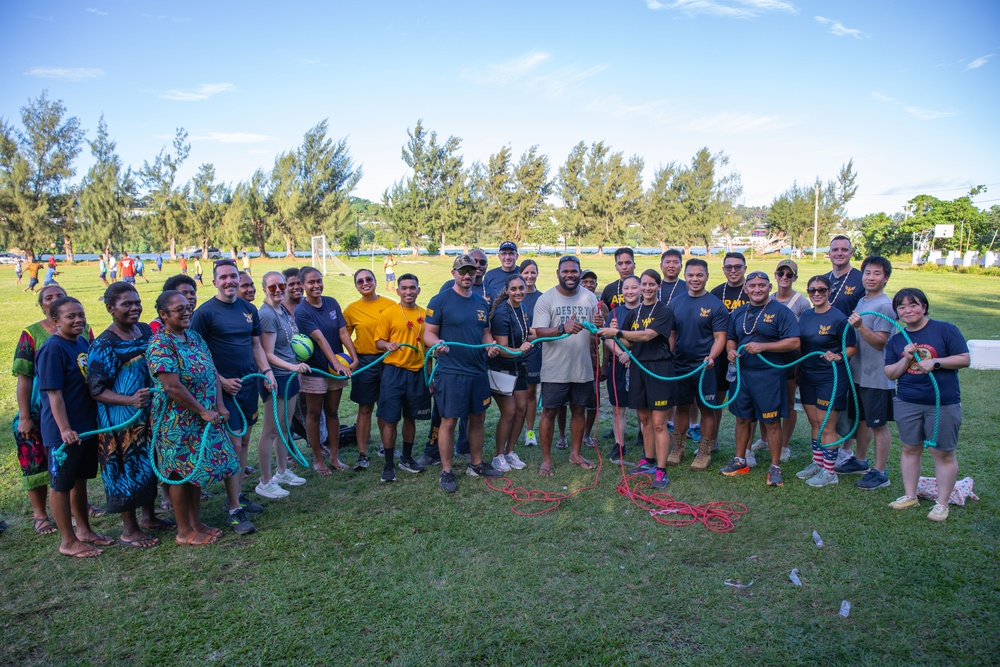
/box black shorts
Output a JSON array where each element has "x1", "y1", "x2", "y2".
[
  {"x1": 606, "y1": 363, "x2": 628, "y2": 407},
  {"x1": 715, "y1": 355, "x2": 730, "y2": 396},
  {"x1": 378, "y1": 364, "x2": 432, "y2": 423},
  {"x1": 48, "y1": 438, "x2": 98, "y2": 492},
  {"x1": 674, "y1": 364, "x2": 717, "y2": 408},
  {"x1": 524, "y1": 349, "x2": 542, "y2": 386},
  {"x1": 541, "y1": 381, "x2": 596, "y2": 409},
  {"x1": 261, "y1": 374, "x2": 300, "y2": 402},
  {"x1": 799, "y1": 371, "x2": 849, "y2": 412},
  {"x1": 224, "y1": 385, "x2": 260, "y2": 433},
  {"x1": 433, "y1": 372, "x2": 492, "y2": 419},
  {"x1": 848, "y1": 385, "x2": 894, "y2": 428},
  {"x1": 628, "y1": 359, "x2": 674, "y2": 411},
  {"x1": 729, "y1": 367, "x2": 787, "y2": 423},
  {"x1": 350, "y1": 355, "x2": 383, "y2": 406}
]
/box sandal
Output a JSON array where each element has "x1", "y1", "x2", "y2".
[
  {"x1": 538, "y1": 464, "x2": 556, "y2": 477},
  {"x1": 33, "y1": 516, "x2": 57, "y2": 535},
  {"x1": 88, "y1": 503, "x2": 105, "y2": 519}
]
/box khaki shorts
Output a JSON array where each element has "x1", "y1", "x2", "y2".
[{"x1": 299, "y1": 373, "x2": 348, "y2": 394}]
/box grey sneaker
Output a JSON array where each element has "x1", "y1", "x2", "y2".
[
  {"x1": 650, "y1": 469, "x2": 670, "y2": 489},
  {"x1": 228, "y1": 508, "x2": 256, "y2": 535},
  {"x1": 608, "y1": 444, "x2": 626, "y2": 464},
  {"x1": 354, "y1": 453, "x2": 371, "y2": 471},
  {"x1": 855, "y1": 469, "x2": 890, "y2": 490},
  {"x1": 796, "y1": 462, "x2": 822, "y2": 480},
  {"x1": 767, "y1": 465, "x2": 784, "y2": 487},
  {"x1": 380, "y1": 465, "x2": 396, "y2": 483},
  {"x1": 805, "y1": 469, "x2": 839, "y2": 488},
  {"x1": 834, "y1": 456, "x2": 869, "y2": 475},
  {"x1": 439, "y1": 470, "x2": 458, "y2": 493},
  {"x1": 466, "y1": 462, "x2": 504, "y2": 478},
  {"x1": 398, "y1": 457, "x2": 426, "y2": 474},
  {"x1": 416, "y1": 454, "x2": 441, "y2": 468}
]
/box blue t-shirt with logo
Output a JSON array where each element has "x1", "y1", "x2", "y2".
[
  {"x1": 885, "y1": 319, "x2": 968, "y2": 405},
  {"x1": 294, "y1": 296, "x2": 347, "y2": 374},
  {"x1": 190, "y1": 297, "x2": 261, "y2": 380},
  {"x1": 827, "y1": 267, "x2": 864, "y2": 316},
  {"x1": 426, "y1": 288, "x2": 490, "y2": 377},
  {"x1": 669, "y1": 292, "x2": 730, "y2": 370},
  {"x1": 727, "y1": 299, "x2": 800, "y2": 371},
  {"x1": 799, "y1": 307, "x2": 856, "y2": 384},
  {"x1": 37, "y1": 334, "x2": 97, "y2": 447}
]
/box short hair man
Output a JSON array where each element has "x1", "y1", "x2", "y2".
[
  {"x1": 658, "y1": 249, "x2": 686, "y2": 306},
  {"x1": 827, "y1": 235, "x2": 865, "y2": 462},
  {"x1": 600, "y1": 247, "x2": 636, "y2": 311},
  {"x1": 483, "y1": 241, "x2": 519, "y2": 298}
]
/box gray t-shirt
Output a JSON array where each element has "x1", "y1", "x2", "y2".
[
  {"x1": 849, "y1": 293, "x2": 895, "y2": 390},
  {"x1": 259, "y1": 301, "x2": 299, "y2": 377},
  {"x1": 533, "y1": 287, "x2": 599, "y2": 383},
  {"x1": 774, "y1": 290, "x2": 810, "y2": 321}
]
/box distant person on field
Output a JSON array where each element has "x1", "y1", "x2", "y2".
[
  {"x1": 98, "y1": 255, "x2": 109, "y2": 287},
  {"x1": 119, "y1": 252, "x2": 136, "y2": 285},
  {"x1": 15, "y1": 256, "x2": 23, "y2": 284},
  {"x1": 156, "y1": 253, "x2": 163, "y2": 272},
  {"x1": 242, "y1": 251, "x2": 251, "y2": 276},
  {"x1": 383, "y1": 254, "x2": 396, "y2": 290},
  {"x1": 135, "y1": 256, "x2": 149, "y2": 283},
  {"x1": 23, "y1": 258, "x2": 42, "y2": 292},
  {"x1": 193, "y1": 257, "x2": 203, "y2": 286},
  {"x1": 108, "y1": 254, "x2": 117, "y2": 282},
  {"x1": 179, "y1": 255, "x2": 188, "y2": 275}
]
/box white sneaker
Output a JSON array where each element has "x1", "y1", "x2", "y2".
[
  {"x1": 525, "y1": 430, "x2": 537, "y2": 447},
  {"x1": 274, "y1": 469, "x2": 307, "y2": 486},
  {"x1": 745, "y1": 449, "x2": 757, "y2": 468},
  {"x1": 491, "y1": 455, "x2": 512, "y2": 472},
  {"x1": 255, "y1": 479, "x2": 290, "y2": 499},
  {"x1": 504, "y1": 452, "x2": 527, "y2": 469},
  {"x1": 750, "y1": 439, "x2": 767, "y2": 452},
  {"x1": 780, "y1": 447, "x2": 791, "y2": 462},
  {"x1": 836, "y1": 448, "x2": 854, "y2": 466},
  {"x1": 805, "y1": 469, "x2": 839, "y2": 488}
]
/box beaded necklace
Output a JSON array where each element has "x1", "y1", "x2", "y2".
[
  {"x1": 742, "y1": 298, "x2": 771, "y2": 335},
  {"x1": 660, "y1": 280, "x2": 680, "y2": 305}
]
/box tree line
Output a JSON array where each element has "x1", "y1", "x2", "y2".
[{"x1": 4, "y1": 91, "x2": 993, "y2": 261}]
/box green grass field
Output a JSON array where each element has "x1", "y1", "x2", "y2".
[{"x1": 1, "y1": 253, "x2": 998, "y2": 666}]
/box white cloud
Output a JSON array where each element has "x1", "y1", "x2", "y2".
[
  {"x1": 684, "y1": 111, "x2": 790, "y2": 133},
  {"x1": 462, "y1": 51, "x2": 551, "y2": 85},
  {"x1": 86, "y1": 8, "x2": 108, "y2": 16},
  {"x1": 25, "y1": 67, "x2": 104, "y2": 80},
  {"x1": 645, "y1": 0, "x2": 797, "y2": 19},
  {"x1": 815, "y1": 16, "x2": 868, "y2": 39},
  {"x1": 190, "y1": 132, "x2": 270, "y2": 143},
  {"x1": 871, "y1": 92, "x2": 894, "y2": 103},
  {"x1": 903, "y1": 106, "x2": 958, "y2": 120},
  {"x1": 158, "y1": 83, "x2": 235, "y2": 101},
  {"x1": 966, "y1": 54, "x2": 994, "y2": 70},
  {"x1": 529, "y1": 64, "x2": 607, "y2": 99}
]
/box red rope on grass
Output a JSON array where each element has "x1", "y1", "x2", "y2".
[{"x1": 484, "y1": 453, "x2": 604, "y2": 516}]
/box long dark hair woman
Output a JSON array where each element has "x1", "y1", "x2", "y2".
[{"x1": 519, "y1": 259, "x2": 542, "y2": 447}]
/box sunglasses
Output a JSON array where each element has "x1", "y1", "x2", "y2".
[
  {"x1": 356, "y1": 276, "x2": 375, "y2": 284},
  {"x1": 559, "y1": 255, "x2": 580, "y2": 265},
  {"x1": 807, "y1": 288, "x2": 830, "y2": 295},
  {"x1": 265, "y1": 283, "x2": 287, "y2": 293},
  {"x1": 473, "y1": 259, "x2": 488, "y2": 266},
  {"x1": 723, "y1": 264, "x2": 745, "y2": 271},
  {"x1": 775, "y1": 270, "x2": 794, "y2": 278},
  {"x1": 456, "y1": 266, "x2": 477, "y2": 276}
]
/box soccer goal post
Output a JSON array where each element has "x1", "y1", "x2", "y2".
[{"x1": 311, "y1": 235, "x2": 332, "y2": 276}]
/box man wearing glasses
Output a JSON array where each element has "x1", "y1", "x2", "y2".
[
  {"x1": 710, "y1": 252, "x2": 750, "y2": 440},
  {"x1": 532, "y1": 255, "x2": 605, "y2": 475},
  {"x1": 600, "y1": 247, "x2": 636, "y2": 312},
  {"x1": 483, "y1": 241, "x2": 520, "y2": 299},
  {"x1": 826, "y1": 235, "x2": 865, "y2": 464},
  {"x1": 424, "y1": 255, "x2": 504, "y2": 493},
  {"x1": 190, "y1": 259, "x2": 275, "y2": 534}
]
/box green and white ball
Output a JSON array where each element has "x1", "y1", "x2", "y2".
[{"x1": 290, "y1": 334, "x2": 314, "y2": 362}]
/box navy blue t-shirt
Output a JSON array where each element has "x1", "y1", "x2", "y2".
[
  {"x1": 799, "y1": 307, "x2": 856, "y2": 384},
  {"x1": 439, "y1": 279, "x2": 492, "y2": 308},
  {"x1": 483, "y1": 267, "x2": 520, "y2": 300},
  {"x1": 827, "y1": 267, "x2": 864, "y2": 316},
  {"x1": 190, "y1": 297, "x2": 261, "y2": 380},
  {"x1": 727, "y1": 299, "x2": 800, "y2": 371},
  {"x1": 294, "y1": 296, "x2": 347, "y2": 374},
  {"x1": 489, "y1": 301, "x2": 533, "y2": 373},
  {"x1": 669, "y1": 292, "x2": 730, "y2": 369},
  {"x1": 885, "y1": 319, "x2": 968, "y2": 405},
  {"x1": 426, "y1": 288, "x2": 490, "y2": 377},
  {"x1": 37, "y1": 334, "x2": 97, "y2": 447},
  {"x1": 621, "y1": 301, "x2": 674, "y2": 362},
  {"x1": 658, "y1": 279, "x2": 687, "y2": 307},
  {"x1": 711, "y1": 282, "x2": 749, "y2": 313}
]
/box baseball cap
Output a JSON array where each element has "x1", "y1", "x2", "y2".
[
  {"x1": 452, "y1": 254, "x2": 477, "y2": 271},
  {"x1": 745, "y1": 270, "x2": 770, "y2": 282},
  {"x1": 775, "y1": 259, "x2": 798, "y2": 276},
  {"x1": 581, "y1": 269, "x2": 598, "y2": 281},
  {"x1": 499, "y1": 241, "x2": 518, "y2": 252}
]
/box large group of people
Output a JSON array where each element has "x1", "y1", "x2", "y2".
[{"x1": 10, "y1": 237, "x2": 974, "y2": 556}]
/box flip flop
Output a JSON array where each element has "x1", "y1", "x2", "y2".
[
  {"x1": 79, "y1": 534, "x2": 115, "y2": 547},
  {"x1": 569, "y1": 457, "x2": 597, "y2": 470},
  {"x1": 62, "y1": 545, "x2": 103, "y2": 558},
  {"x1": 538, "y1": 464, "x2": 556, "y2": 477},
  {"x1": 119, "y1": 536, "x2": 160, "y2": 549},
  {"x1": 177, "y1": 531, "x2": 218, "y2": 546},
  {"x1": 87, "y1": 503, "x2": 106, "y2": 518},
  {"x1": 313, "y1": 465, "x2": 332, "y2": 477},
  {"x1": 33, "y1": 516, "x2": 57, "y2": 535}
]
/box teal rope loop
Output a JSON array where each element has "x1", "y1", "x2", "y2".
[
  {"x1": 422, "y1": 333, "x2": 573, "y2": 386},
  {"x1": 51, "y1": 408, "x2": 146, "y2": 466}
]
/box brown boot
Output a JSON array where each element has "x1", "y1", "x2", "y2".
[
  {"x1": 690, "y1": 438, "x2": 714, "y2": 471},
  {"x1": 666, "y1": 432, "x2": 685, "y2": 466}
]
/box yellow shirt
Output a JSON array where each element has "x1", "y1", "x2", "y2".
[
  {"x1": 344, "y1": 296, "x2": 394, "y2": 355},
  {"x1": 374, "y1": 304, "x2": 426, "y2": 371}
]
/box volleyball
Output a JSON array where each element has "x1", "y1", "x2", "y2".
[
  {"x1": 333, "y1": 353, "x2": 353, "y2": 370},
  {"x1": 290, "y1": 334, "x2": 314, "y2": 361}
]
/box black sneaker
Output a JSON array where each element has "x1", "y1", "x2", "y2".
[
  {"x1": 834, "y1": 456, "x2": 869, "y2": 475},
  {"x1": 380, "y1": 465, "x2": 396, "y2": 483},
  {"x1": 398, "y1": 457, "x2": 426, "y2": 474},
  {"x1": 767, "y1": 465, "x2": 784, "y2": 487},
  {"x1": 354, "y1": 453, "x2": 371, "y2": 471},
  {"x1": 416, "y1": 454, "x2": 441, "y2": 468},
  {"x1": 466, "y1": 461, "x2": 504, "y2": 478},
  {"x1": 229, "y1": 508, "x2": 256, "y2": 535},
  {"x1": 855, "y1": 469, "x2": 891, "y2": 490},
  {"x1": 377, "y1": 445, "x2": 385, "y2": 458},
  {"x1": 608, "y1": 443, "x2": 626, "y2": 464},
  {"x1": 440, "y1": 470, "x2": 458, "y2": 493},
  {"x1": 239, "y1": 493, "x2": 264, "y2": 514}
]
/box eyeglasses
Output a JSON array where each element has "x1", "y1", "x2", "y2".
[
  {"x1": 807, "y1": 288, "x2": 830, "y2": 295},
  {"x1": 164, "y1": 306, "x2": 191, "y2": 316},
  {"x1": 356, "y1": 277, "x2": 375, "y2": 284},
  {"x1": 723, "y1": 264, "x2": 745, "y2": 271},
  {"x1": 265, "y1": 283, "x2": 287, "y2": 293},
  {"x1": 775, "y1": 270, "x2": 794, "y2": 278}
]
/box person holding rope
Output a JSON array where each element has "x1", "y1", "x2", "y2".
[
  {"x1": 603, "y1": 275, "x2": 640, "y2": 465},
  {"x1": 424, "y1": 254, "x2": 505, "y2": 493},
  {"x1": 519, "y1": 259, "x2": 542, "y2": 448},
  {"x1": 37, "y1": 296, "x2": 112, "y2": 557},
  {"x1": 344, "y1": 268, "x2": 394, "y2": 470},
  {"x1": 840, "y1": 256, "x2": 896, "y2": 489},
  {"x1": 295, "y1": 266, "x2": 358, "y2": 474},
  {"x1": 598, "y1": 269, "x2": 675, "y2": 489},
  {"x1": 255, "y1": 271, "x2": 311, "y2": 499},
  {"x1": 826, "y1": 235, "x2": 865, "y2": 466},
  {"x1": 719, "y1": 271, "x2": 800, "y2": 487},
  {"x1": 88, "y1": 283, "x2": 167, "y2": 549},
  {"x1": 190, "y1": 259, "x2": 275, "y2": 532},
  {"x1": 711, "y1": 252, "x2": 750, "y2": 453},
  {"x1": 487, "y1": 273, "x2": 535, "y2": 473},
  {"x1": 579, "y1": 269, "x2": 608, "y2": 450},
  {"x1": 374, "y1": 273, "x2": 431, "y2": 482},
  {"x1": 666, "y1": 259, "x2": 729, "y2": 471},
  {"x1": 659, "y1": 249, "x2": 694, "y2": 448},
  {"x1": 147, "y1": 290, "x2": 238, "y2": 543},
  {"x1": 794, "y1": 275, "x2": 857, "y2": 488},
  {"x1": 12, "y1": 285, "x2": 98, "y2": 537},
  {"x1": 533, "y1": 255, "x2": 605, "y2": 476},
  {"x1": 884, "y1": 288, "x2": 970, "y2": 522}
]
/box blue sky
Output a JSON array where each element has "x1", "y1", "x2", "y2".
[{"x1": 2, "y1": 0, "x2": 998, "y2": 218}]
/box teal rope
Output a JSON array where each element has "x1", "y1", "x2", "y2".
[
  {"x1": 423, "y1": 334, "x2": 571, "y2": 386},
  {"x1": 51, "y1": 409, "x2": 146, "y2": 466}
]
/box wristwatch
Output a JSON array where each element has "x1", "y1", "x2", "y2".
[
  {"x1": 933, "y1": 361, "x2": 941, "y2": 370},
  {"x1": 615, "y1": 329, "x2": 623, "y2": 339},
  {"x1": 557, "y1": 323, "x2": 565, "y2": 335}
]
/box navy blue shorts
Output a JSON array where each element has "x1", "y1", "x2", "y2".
[
  {"x1": 674, "y1": 363, "x2": 717, "y2": 408},
  {"x1": 799, "y1": 371, "x2": 848, "y2": 412},
  {"x1": 48, "y1": 438, "x2": 98, "y2": 493},
  {"x1": 433, "y1": 372, "x2": 492, "y2": 419},
  {"x1": 261, "y1": 374, "x2": 300, "y2": 402},
  {"x1": 525, "y1": 349, "x2": 542, "y2": 386},
  {"x1": 350, "y1": 355, "x2": 383, "y2": 406},
  {"x1": 606, "y1": 363, "x2": 628, "y2": 407},
  {"x1": 224, "y1": 385, "x2": 260, "y2": 433},
  {"x1": 729, "y1": 367, "x2": 787, "y2": 423},
  {"x1": 628, "y1": 360, "x2": 674, "y2": 411},
  {"x1": 378, "y1": 364, "x2": 432, "y2": 423}
]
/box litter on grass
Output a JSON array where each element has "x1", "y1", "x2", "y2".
[
  {"x1": 917, "y1": 476, "x2": 979, "y2": 505},
  {"x1": 812, "y1": 530, "x2": 824, "y2": 547},
  {"x1": 840, "y1": 600, "x2": 851, "y2": 617},
  {"x1": 724, "y1": 579, "x2": 754, "y2": 589},
  {"x1": 789, "y1": 569, "x2": 802, "y2": 586}
]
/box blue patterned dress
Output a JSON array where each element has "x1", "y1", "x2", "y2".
[
  {"x1": 146, "y1": 329, "x2": 237, "y2": 486},
  {"x1": 88, "y1": 324, "x2": 158, "y2": 512}
]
